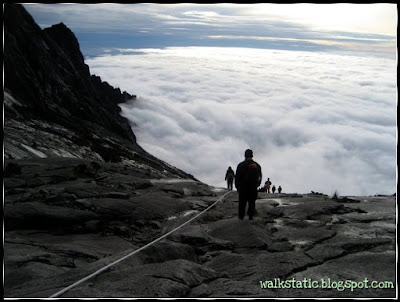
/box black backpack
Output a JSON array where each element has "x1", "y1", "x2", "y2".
[{"x1": 244, "y1": 161, "x2": 261, "y2": 188}]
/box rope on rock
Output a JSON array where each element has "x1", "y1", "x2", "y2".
[{"x1": 49, "y1": 190, "x2": 234, "y2": 298}]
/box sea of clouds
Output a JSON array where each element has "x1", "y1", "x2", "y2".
[{"x1": 86, "y1": 47, "x2": 396, "y2": 196}]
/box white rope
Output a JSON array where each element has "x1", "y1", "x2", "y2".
[{"x1": 49, "y1": 190, "x2": 233, "y2": 298}]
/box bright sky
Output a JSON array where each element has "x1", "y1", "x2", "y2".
[{"x1": 249, "y1": 3, "x2": 397, "y2": 35}]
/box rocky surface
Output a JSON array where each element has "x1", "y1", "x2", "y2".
[
  {"x1": 3, "y1": 4, "x2": 397, "y2": 298},
  {"x1": 4, "y1": 3, "x2": 194, "y2": 177},
  {"x1": 4, "y1": 4, "x2": 134, "y2": 142},
  {"x1": 4, "y1": 158, "x2": 396, "y2": 298}
]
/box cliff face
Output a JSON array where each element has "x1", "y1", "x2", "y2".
[
  {"x1": 4, "y1": 4, "x2": 135, "y2": 144},
  {"x1": 3, "y1": 4, "x2": 191, "y2": 178}
]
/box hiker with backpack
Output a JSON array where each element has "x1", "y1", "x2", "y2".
[
  {"x1": 235, "y1": 149, "x2": 262, "y2": 220},
  {"x1": 225, "y1": 166, "x2": 235, "y2": 190}
]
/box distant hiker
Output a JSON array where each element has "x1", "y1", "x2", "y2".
[
  {"x1": 235, "y1": 149, "x2": 262, "y2": 220},
  {"x1": 264, "y1": 178, "x2": 272, "y2": 193},
  {"x1": 225, "y1": 166, "x2": 235, "y2": 190},
  {"x1": 278, "y1": 185, "x2": 282, "y2": 193},
  {"x1": 272, "y1": 185, "x2": 276, "y2": 194}
]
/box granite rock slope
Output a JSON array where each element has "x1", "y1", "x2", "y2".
[{"x1": 4, "y1": 160, "x2": 396, "y2": 298}]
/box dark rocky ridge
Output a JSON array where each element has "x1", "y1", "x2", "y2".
[
  {"x1": 4, "y1": 3, "x2": 191, "y2": 179},
  {"x1": 4, "y1": 4, "x2": 133, "y2": 141},
  {"x1": 3, "y1": 4, "x2": 396, "y2": 298}
]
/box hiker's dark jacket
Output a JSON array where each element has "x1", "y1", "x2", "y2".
[{"x1": 235, "y1": 159, "x2": 262, "y2": 192}]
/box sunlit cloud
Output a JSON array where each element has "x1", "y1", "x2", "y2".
[{"x1": 86, "y1": 47, "x2": 397, "y2": 196}]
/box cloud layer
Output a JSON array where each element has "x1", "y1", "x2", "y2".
[{"x1": 86, "y1": 47, "x2": 396, "y2": 195}]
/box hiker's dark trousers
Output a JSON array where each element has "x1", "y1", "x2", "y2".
[
  {"x1": 238, "y1": 189, "x2": 258, "y2": 219},
  {"x1": 227, "y1": 179, "x2": 233, "y2": 190}
]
